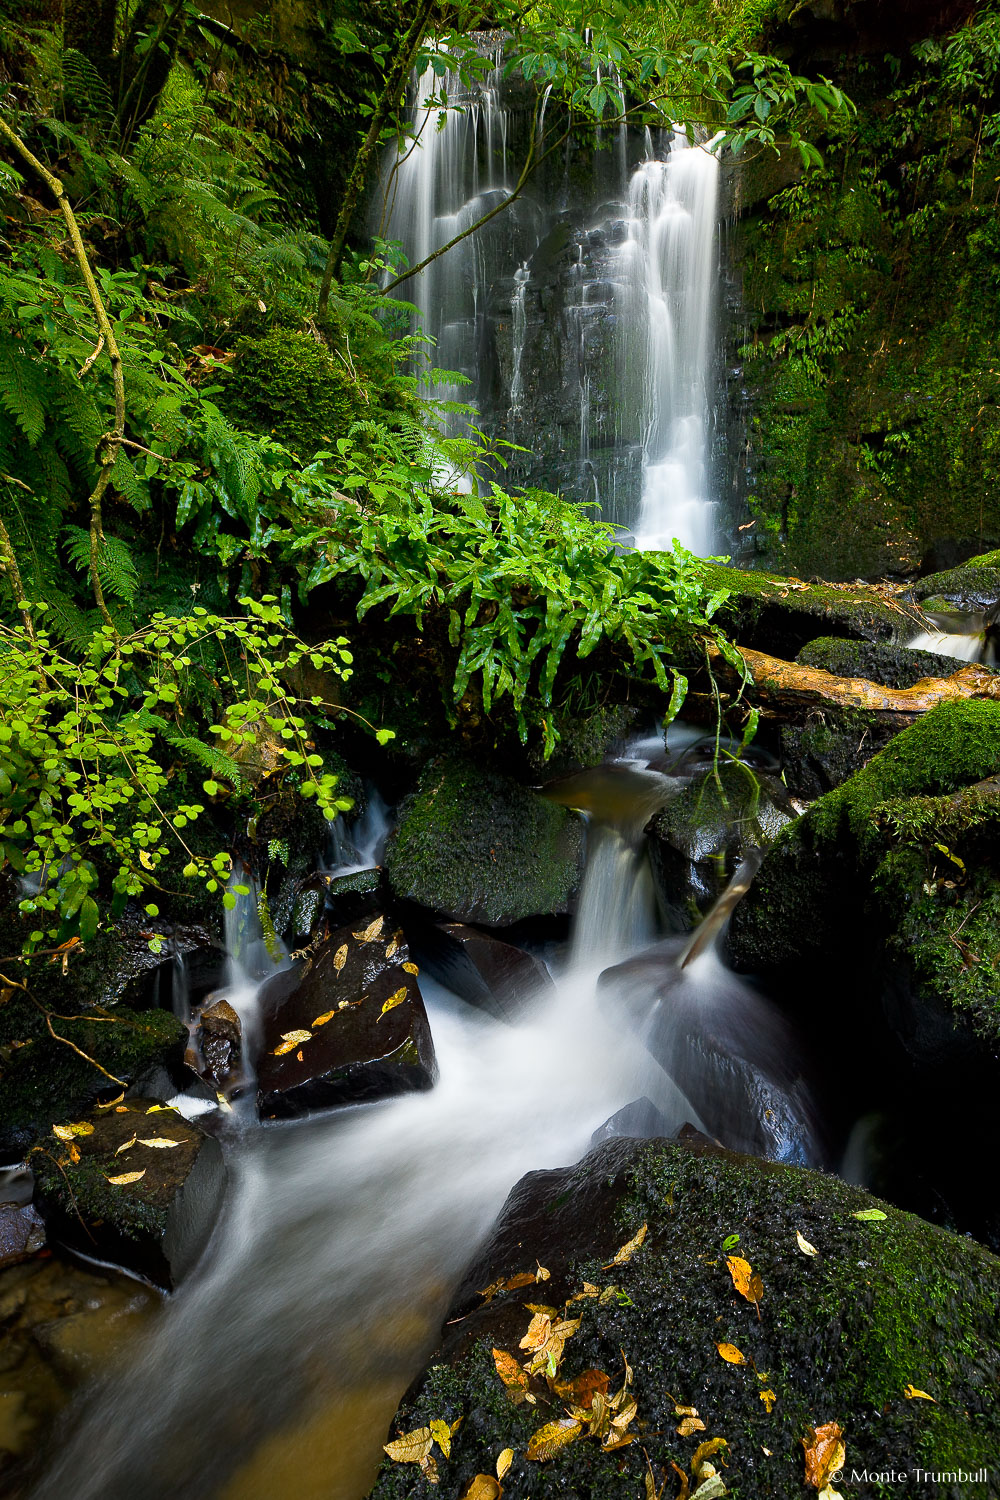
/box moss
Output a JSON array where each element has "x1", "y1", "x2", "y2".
[
  {"x1": 911, "y1": 562, "x2": 1000, "y2": 611},
  {"x1": 796, "y1": 634, "x2": 983, "y2": 689},
  {"x1": 373, "y1": 1140, "x2": 1000, "y2": 1500},
  {"x1": 220, "y1": 329, "x2": 365, "y2": 454},
  {"x1": 385, "y1": 756, "x2": 583, "y2": 926}
]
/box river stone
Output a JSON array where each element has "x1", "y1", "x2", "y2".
[
  {"x1": 646, "y1": 762, "x2": 796, "y2": 919},
  {"x1": 323, "y1": 866, "x2": 383, "y2": 927},
  {"x1": 255, "y1": 915, "x2": 436, "y2": 1118},
  {"x1": 0, "y1": 1202, "x2": 46, "y2": 1270},
  {"x1": 30, "y1": 1099, "x2": 226, "y2": 1290},
  {"x1": 796, "y1": 633, "x2": 980, "y2": 688},
  {"x1": 410, "y1": 921, "x2": 553, "y2": 1024},
  {"x1": 385, "y1": 757, "x2": 584, "y2": 927},
  {"x1": 911, "y1": 560, "x2": 1000, "y2": 613},
  {"x1": 370, "y1": 1135, "x2": 1000, "y2": 1500}
]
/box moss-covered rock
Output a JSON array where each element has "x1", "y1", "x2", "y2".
[
  {"x1": 695, "y1": 561, "x2": 926, "y2": 658},
  {"x1": 372, "y1": 1136, "x2": 1000, "y2": 1500},
  {"x1": 796, "y1": 634, "x2": 980, "y2": 689},
  {"x1": 385, "y1": 758, "x2": 584, "y2": 927},
  {"x1": 911, "y1": 562, "x2": 1000, "y2": 613},
  {"x1": 779, "y1": 706, "x2": 907, "y2": 800},
  {"x1": 220, "y1": 329, "x2": 365, "y2": 454},
  {"x1": 31, "y1": 1098, "x2": 225, "y2": 1288}
]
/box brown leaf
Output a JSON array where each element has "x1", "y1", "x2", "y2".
[
  {"x1": 670, "y1": 1462, "x2": 691, "y2": 1500},
  {"x1": 602, "y1": 1430, "x2": 636, "y2": 1452},
  {"x1": 715, "y1": 1343, "x2": 746, "y2": 1365},
  {"x1": 353, "y1": 915, "x2": 385, "y2": 942},
  {"x1": 106, "y1": 1170, "x2": 146, "y2": 1185},
  {"x1": 333, "y1": 944, "x2": 348, "y2": 972},
  {"x1": 759, "y1": 1389, "x2": 777, "y2": 1413},
  {"x1": 552, "y1": 1369, "x2": 610, "y2": 1409},
  {"x1": 67, "y1": 1142, "x2": 81, "y2": 1163},
  {"x1": 525, "y1": 1417, "x2": 582, "y2": 1461},
  {"x1": 904, "y1": 1384, "x2": 936, "y2": 1402},
  {"x1": 802, "y1": 1422, "x2": 845, "y2": 1490},
  {"x1": 492, "y1": 1347, "x2": 530, "y2": 1403},
  {"x1": 535, "y1": 1264, "x2": 551, "y2": 1281},
  {"x1": 419, "y1": 1453, "x2": 440, "y2": 1485},
  {"x1": 503, "y1": 1271, "x2": 537, "y2": 1290},
  {"x1": 602, "y1": 1222, "x2": 647, "y2": 1268},
  {"x1": 677, "y1": 1416, "x2": 707, "y2": 1436},
  {"x1": 378, "y1": 987, "x2": 408, "y2": 1019},
  {"x1": 460, "y1": 1477, "x2": 501, "y2": 1500},
  {"x1": 383, "y1": 1426, "x2": 433, "y2": 1463}
]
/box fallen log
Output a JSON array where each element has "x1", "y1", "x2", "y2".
[{"x1": 706, "y1": 643, "x2": 1000, "y2": 719}]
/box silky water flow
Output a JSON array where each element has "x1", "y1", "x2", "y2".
[{"x1": 31, "y1": 741, "x2": 817, "y2": 1500}]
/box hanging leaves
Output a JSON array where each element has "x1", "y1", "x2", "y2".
[
  {"x1": 802, "y1": 1422, "x2": 846, "y2": 1494},
  {"x1": 273, "y1": 1029, "x2": 311, "y2": 1055},
  {"x1": 525, "y1": 1417, "x2": 583, "y2": 1461},
  {"x1": 492, "y1": 1347, "x2": 531, "y2": 1403},
  {"x1": 726, "y1": 1255, "x2": 764, "y2": 1313},
  {"x1": 106, "y1": 1169, "x2": 146, "y2": 1185},
  {"x1": 602, "y1": 1223, "x2": 647, "y2": 1268},
  {"x1": 715, "y1": 1343, "x2": 746, "y2": 1365},
  {"x1": 378, "y1": 987, "x2": 408, "y2": 1019},
  {"x1": 796, "y1": 1230, "x2": 819, "y2": 1257}
]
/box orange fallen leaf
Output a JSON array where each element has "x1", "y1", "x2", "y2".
[
  {"x1": 312, "y1": 1010, "x2": 336, "y2": 1027},
  {"x1": 726, "y1": 1254, "x2": 764, "y2": 1313},
  {"x1": 503, "y1": 1271, "x2": 537, "y2": 1290},
  {"x1": 715, "y1": 1343, "x2": 746, "y2": 1365},
  {"x1": 603, "y1": 1222, "x2": 647, "y2": 1268},
  {"x1": 802, "y1": 1422, "x2": 845, "y2": 1490},
  {"x1": 519, "y1": 1312, "x2": 552, "y2": 1352},
  {"x1": 552, "y1": 1369, "x2": 610, "y2": 1409},
  {"x1": 273, "y1": 1029, "x2": 311, "y2": 1055},
  {"x1": 525, "y1": 1417, "x2": 582, "y2": 1461},
  {"x1": 492, "y1": 1347, "x2": 530, "y2": 1403}
]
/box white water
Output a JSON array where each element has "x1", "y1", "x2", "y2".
[
  {"x1": 618, "y1": 129, "x2": 721, "y2": 554},
  {"x1": 909, "y1": 610, "x2": 994, "y2": 663},
  {"x1": 29, "y1": 745, "x2": 809, "y2": 1500}
]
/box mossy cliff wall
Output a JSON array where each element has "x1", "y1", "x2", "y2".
[{"x1": 731, "y1": 0, "x2": 1000, "y2": 579}]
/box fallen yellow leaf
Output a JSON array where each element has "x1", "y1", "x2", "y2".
[
  {"x1": 677, "y1": 1416, "x2": 706, "y2": 1436},
  {"x1": 904, "y1": 1384, "x2": 936, "y2": 1402},
  {"x1": 106, "y1": 1170, "x2": 146, "y2": 1185},
  {"x1": 273, "y1": 1029, "x2": 312, "y2": 1055},
  {"x1": 52, "y1": 1121, "x2": 95, "y2": 1141},
  {"x1": 525, "y1": 1417, "x2": 582, "y2": 1461},
  {"x1": 378, "y1": 987, "x2": 408, "y2": 1018},
  {"x1": 353, "y1": 915, "x2": 385, "y2": 942},
  {"x1": 385, "y1": 936, "x2": 400, "y2": 959},
  {"x1": 503, "y1": 1271, "x2": 537, "y2": 1290},
  {"x1": 429, "y1": 1418, "x2": 452, "y2": 1457},
  {"x1": 715, "y1": 1343, "x2": 746, "y2": 1365},
  {"x1": 691, "y1": 1437, "x2": 729, "y2": 1477},
  {"x1": 460, "y1": 1478, "x2": 501, "y2": 1500},
  {"x1": 759, "y1": 1388, "x2": 777, "y2": 1413},
  {"x1": 726, "y1": 1254, "x2": 764, "y2": 1310},
  {"x1": 312, "y1": 1010, "x2": 336, "y2": 1027},
  {"x1": 796, "y1": 1230, "x2": 819, "y2": 1257},
  {"x1": 497, "y1": 1448, "x2": 513, "y2": 1479},
  {"x1": 603, "y1": 1222, "x2": 647, "y2": 1268},
  {"x1": 137, "y1": 1138, "x2": 183, "y2": 1148},
  {"x1": 115, "y1": 1135, "x2": 138, "y2": 1155},
  {"x1": 403, "y1": 961, "x2": 419, "y2": 974},
  {"x1": 333, "y1": 944, "x2": 348, "y2": 971},
  {"x1": 383, "y1": 1426, "x2": 433, "y2": 1463},
  {"x1": 492, "y1": 1347, "x2": 530, "y2": 1402}
]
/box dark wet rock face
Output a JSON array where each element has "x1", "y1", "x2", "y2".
[
  {"x1": 0, "y1": 1201, "x2": 46, "y2": 1269},
  {"x1": 31, "y1": 1099, "x2": 226, "y2": 1290},
  {"x1": 797, "y1": 633, "x2": 981, "y2": 689},
  {"x1": 646, "y1": 762, "x2": 796, "y2": 919},
  {"x1": 385, "y1": 757, "x2": 584, "y2": 926},
  {"x1": 911, "y1": 558, "x2": 1000, "y2": 613},
  {"x1": 410, "y1": 921, "x2": 553, "y2": 1024},
  {"x1": 371, "y1": 1137, "x2": 1000, "y2": 1500},
  {"x1": 256, "y1": 914, "x2": 436, "y2": 1119},
  {"x1": 196, "y1": 999, "x2": 242, "y2": 1088}
]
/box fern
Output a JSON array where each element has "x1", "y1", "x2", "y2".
[
  {"x1": 64, "y1": 527, "x2": 140, "y2": 606},
  {"x1": 0, "y1": 339, "x2": 47, "y2": 445}
]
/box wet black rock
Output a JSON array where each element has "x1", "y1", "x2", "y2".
[
  {"x1": 385, "y1": 757, "x2": 584, "y2": 927},
  {"x1": 31, "y1": 1099, "x2": 226, "y2": 1289},
  {"x1": 196, "y1": 998, "x2": 242, "y2": 1088},
  {"x1": 256, "y1": 914, "x2": 436, "y2": 1118},
  {"x1": 409, "y1": 921, "x2": 553, "y2": 1024},
  {"x1": 796, "y1": 633, "x2": 979, "y2": 688},
  {"x1": 911, "y1": 558, "x2": 1000, "y2": 613},
  {"x1": 590, "y1": 1095, "x2": 671, "y2": 1147},
  {"x1": 0, "y1": 1201, "x2": 46, "y2": 1270},
  {"x1": 323, "y1": 866, "x2": 383, "y2": 927},
  {"x1": 372, "y1": 1135, "x2": 1000, "y2": 1500},
  {"x1": 646, "y1": 761, "x2": 796, "y2": 919}
]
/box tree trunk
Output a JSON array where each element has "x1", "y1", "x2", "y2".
[{"x1": 64, "y1": 0, "x2": 119, "y2": 83}]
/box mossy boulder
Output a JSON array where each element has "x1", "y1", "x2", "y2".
[
  {"x1": 695, "y1": 561, "x2": 927, "y2": 659},
  {"x1": 796, "y1": 635, "x2": 979, "y2": 689},
  {"x1": 646, "y1": 762, "x2": 796, "y2": 921},
  {"x1": 911, "y1": 562, "x2": 1000, "y2": 613},
  {"x1": 385, "y1": 758, "x2": 584, "y2": 927},
  {"x1": 220, "y1": 329, "x2": 364, "y2": 455},
  {"x1": 372, "y1": 1135, "x2": 1000, "y2": 1500},
  {"x1": 31, "y1": 1098, "x2": 225, "y2": 1288}
]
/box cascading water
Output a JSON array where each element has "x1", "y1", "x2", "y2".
[
  {"x1": 29, "y1": 742, "x2": 810, "y2": 1500},
  {"x1": 617, "y1": 129, "x2": 721, "y2": 554},
  {"x1": 908, "y1": 609, "x2": 996, "y2": 663}
]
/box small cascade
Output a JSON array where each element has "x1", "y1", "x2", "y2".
[
  {"x1": 617, "y1": 129, "x2": 721, "y2": 554},
  {"x1": 508, "y1": 261, "x2": 530, "y2": 428},
  {"x1": 909, "y1": 609, "x2": 996, "y2": 663},
  {"x1": 323, "y1": 788, "x2": 393, "y2": 876}
]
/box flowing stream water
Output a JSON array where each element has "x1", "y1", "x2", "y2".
[{"x1": 29, "y1": 740, "x2": 812, "y2": 1500}]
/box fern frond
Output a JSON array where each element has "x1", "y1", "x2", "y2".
[{"x1": 63, "y1": 527, "x2": 140, "y2": 605}]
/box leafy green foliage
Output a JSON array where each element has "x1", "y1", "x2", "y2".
[{"x1": 0, "y1": 599, "x2": 355, "y2": 953}]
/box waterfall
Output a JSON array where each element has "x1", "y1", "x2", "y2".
[
  {"x1": 908, "y1": 609, "x2": 996, "y2": 663},
  {"x1": 617, "y1": 129, "x2": 721, "y2": 554},
  {"x1": 29, "y1": 740, "x2": 811, "y2": 1500}
]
